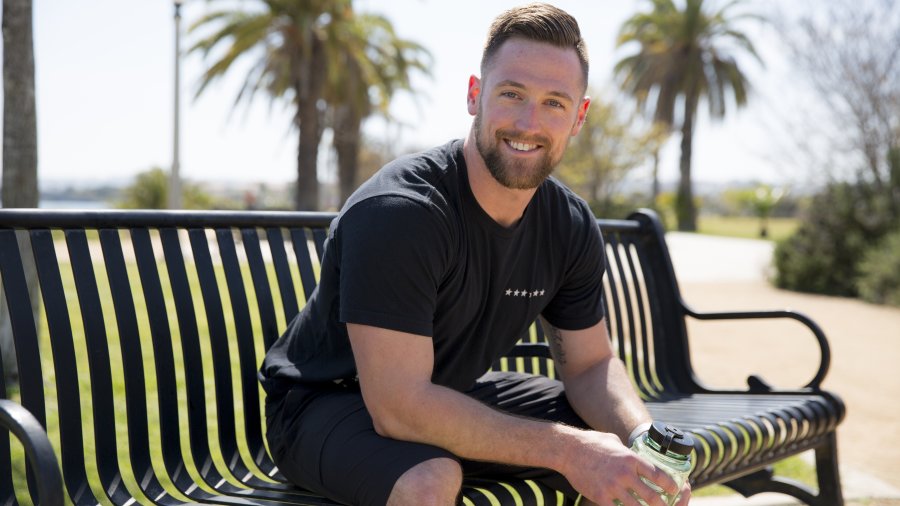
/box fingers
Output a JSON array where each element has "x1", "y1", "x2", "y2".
[
  {"x1": 610, "y1": 487, "x2": 665, "y2": 506},
  {"x1": 673, "y1": 482, "x2": 692, "y2": 506},
  {"x1": 640, "y1": 464, "x2": 681, "y2": 497}
]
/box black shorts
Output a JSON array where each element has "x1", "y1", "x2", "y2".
[{"x1": 265, "y1": 371, "x2": 589, "y2": 506}]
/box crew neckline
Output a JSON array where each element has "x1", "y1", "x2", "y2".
[{"x1": 455, "y1": 140, "x2": 535, "y2": 238}]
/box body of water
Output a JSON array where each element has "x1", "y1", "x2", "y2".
[{"x1": 38, "y1": 199, "x2": 110, "y2": 209}]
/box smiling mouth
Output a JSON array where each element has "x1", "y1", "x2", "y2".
[{"x1": 506, "y1": 139, "x2": 540, "y2": 152}]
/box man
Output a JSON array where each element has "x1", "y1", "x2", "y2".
[{"x1": 260, "y1": 3, "x2": 691, "y2": 505}]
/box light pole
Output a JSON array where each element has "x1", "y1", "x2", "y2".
[{"x1": 169, "y1": 0, "x2": 184, "y2": 209}]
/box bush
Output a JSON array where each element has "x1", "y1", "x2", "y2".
[
  {"x1": 857, "y1": 228, "x2": 900, "y2": 306},
  {"x1": 117, "y1": 167, "x2": 215, "y2": 210},
  {"x1": 774, "y1": 182, "x2": 897, "y2": 297}
]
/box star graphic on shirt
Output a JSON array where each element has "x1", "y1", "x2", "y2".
[
  {"x1": 506, "y1": 289, "x2": 512, "y2": 296},
  {"x1": 539, "y1": 290, "x2": 545, "y2": 296},
  {"x1": 520, "y1": 289, "x2": 528, "y2": 297},
  {"x1": 513, "y1": 290, "x2": 520, "y2": 297},
  {"x1": 532, "y1": 290, "x2": 539, "y2": 297}
]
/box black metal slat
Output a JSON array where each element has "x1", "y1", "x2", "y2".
[
  {"x1": 621, "y1": 235, "x2": 660, "y2": 399},
  {"x1": 28, "y1": 229, "x2": 99, "y2": 505},
  {"x1": 607, "y1": 233, "x2": 645, "y2": 398},
  {"x1": 190, "y1": 228, "x2": 269, "y2": 489},
  {"x1": 311, "y1": 229, "x2": 327, "y2": 260},
  {"x1": 182, "y1": 229, "x2": 319, "y2": 503},
  {"x1": 0, "y1": 356, "x2": 11, "y2": 506},
  {"x1": 241, "y1": 229, "x2": 279, "y2": 350},
  {"x1": 265, "y1": 228, "x2": 300, "y2": 322},
  {"x1": 130, "y1": 228, "x2": 196, "y2": 494},
  {"x1": 602, "y1": 233, "x2": 628, "y2": 367},
  {"x1": 65, "y1": 229, "x2": 134, "y2": 504},
  {"x1": 290, "y1": 228, "x2": 318, "y2": 300},
  {"x1": 216, "y1": 229, "x2": 278, "y2": 479},
  {"x1": 158, "y1": 228, "x2": 230, "y2": 490},
  {"x1": 0, "y1": 209, "x2": 337, "y2": 231},
  {"x1": 0, "y1": 230, "x2": 47, "y2": 502},
  {"x1": 98, "y1": 229, "x2": 180, "y2": 505},
  {"x1": 629, "y1": 232, "x2": 679, "y2": 392}
]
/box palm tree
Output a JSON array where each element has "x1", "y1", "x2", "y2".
[
  {"x1": 615, "y1": 0, "x2": 762, "y2": 231},
  {"x1": 190, "y1": 0, "x2": 351, "y2": 210},
  {"x1": 2, "y1": 0, "x2": 40, "y2": 384},
  {"x1": 328, "y1": 9, "x2": 430, "y2": 204}
]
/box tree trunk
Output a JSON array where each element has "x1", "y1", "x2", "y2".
[
  {"x1": 295, "y1": 97, "x2": 321, "y2": 211},
  {"x1": 2, "y1": 0, "x2": 40, "y2": 384},
  {"x1": 333, "y1": 104, "x2": 363, "y2": 206},
  {"x1": 676, "y1": 92, "x2": 698, "y2": 232},
  {"x1": 293, "y1": 36, "x2": 327, "y2": 211},
  {"x1": 651, "y1": 149, "x2": 661, "y2": 203}
]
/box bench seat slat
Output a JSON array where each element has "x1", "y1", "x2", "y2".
[
  {"x1": 216, "y1": 228, "x2": 280, "y2": 480},
  {"x1": 66, "y1": 228, "x2": 139, "y2": 503},
  {"x1": 28, "y1": 229, "x2": 102, "y2": 504},
  {"x1": 241, "y1": 229, "x2": 279, "y2": 350},
  {"x1": 98, "y1": 228, "x2": 175, "y2": 504}
]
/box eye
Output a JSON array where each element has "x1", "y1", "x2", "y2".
[
  {"x1": 546, "y1": 99, "x2": 565, "y2": 109},
  {"x1": 500, "y1": 90, "x2": 520, "y2": 99}
]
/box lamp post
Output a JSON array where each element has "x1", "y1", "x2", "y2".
[{"x1": 169, "y1": 0, "x2": 184, "y2": 209}]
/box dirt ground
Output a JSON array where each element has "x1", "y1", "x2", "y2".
[{"x1": 679, "y1": 280, "x2": 900, "y2": 491}]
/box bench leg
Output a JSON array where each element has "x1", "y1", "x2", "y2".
[
  {"x1": 723, "y1": 433, "x2": 844, "y2": 506},
  {"x1": 814, "y1": 432, "x2": 844, "y2": 506}
]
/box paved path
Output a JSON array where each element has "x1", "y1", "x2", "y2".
[{"x1": 663, "y1": 232, "x2": 900, "y2": 504}]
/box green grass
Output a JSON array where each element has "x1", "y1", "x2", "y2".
[
  {"x1": 697, "y1": 215, "x2": 800, "y2": 242},
  {"x1": 694, "y1": 452, "x2": 817, "y2": 497}
]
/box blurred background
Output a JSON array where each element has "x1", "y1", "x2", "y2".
[
  {"x1": 5, "y1": 0, "x2": 897, "y2": 304},
  {"x1": 2, "y1": 0, "x2": 900, "y2": 501}
]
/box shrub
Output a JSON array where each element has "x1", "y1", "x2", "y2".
[
  {"x1": 857, "y1": 228, "x2": 900, "y2": 306},
  {"x1": 774, "y1": 182, "x2": 897, "y2": 297}
]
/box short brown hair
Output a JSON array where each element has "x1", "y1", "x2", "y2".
[{"x1": 481, "y1": 3, "x2": 589, "y2": 87}]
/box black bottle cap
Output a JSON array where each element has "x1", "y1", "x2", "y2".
[{"x1": 648, "y1": 421, "x2": 695, "y2": 456}]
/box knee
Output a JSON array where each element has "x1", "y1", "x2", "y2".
[{"x1": 388, "y1": 457, "x2": 462, "y2": 506}]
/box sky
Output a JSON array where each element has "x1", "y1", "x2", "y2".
[{"x1": 19, "y1": 0, "x2": 794, "y2": 190}]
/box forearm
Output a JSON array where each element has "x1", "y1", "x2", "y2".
[
  {"x1": 371, "y1": 381, "x2": 579, "y2": 474},
  {"x1": 564, "y1": 355, "x2": 651, "y2": 444}
]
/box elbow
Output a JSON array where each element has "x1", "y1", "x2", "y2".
[{"x1": 368, "y1": 403, "x2": 413, "y2": 440}]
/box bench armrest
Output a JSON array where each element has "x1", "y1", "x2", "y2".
[
  {"x1": 681, "y1": 305, "x2": 831, "y2": 391},
  {"x1": 0, "y1": 399, "x2": 64, "y2": 506}
]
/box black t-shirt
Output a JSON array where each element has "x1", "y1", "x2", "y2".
[{"x1": 259, "y1": 139, "x2": 606, "y2": 394}]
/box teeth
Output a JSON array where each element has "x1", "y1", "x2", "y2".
[{"x1": 508, "y1": 140, "x2": 537, "y2": 151}]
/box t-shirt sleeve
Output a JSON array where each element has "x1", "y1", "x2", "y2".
[
  {"x1": 541, "y1": 206, "x2": 606, "y2": 331},
  {"x1": 336, "y1": 195, "x2": 451, "y2": 337}
]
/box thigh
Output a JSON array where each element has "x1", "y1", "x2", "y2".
[
  {"x1": 466, "y1": 371, "x2": 589, "y2": 428},
  {"x1": 266, "y1": 383, "x2": 457, "y2": 506}
]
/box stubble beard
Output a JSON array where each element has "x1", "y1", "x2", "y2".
[{"x1": 473, "y1": 108, "x2": 566, "y2": 191}]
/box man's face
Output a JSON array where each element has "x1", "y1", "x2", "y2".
[{"x1": 469, "y1": 38, "x2": 590, "y2": 190}]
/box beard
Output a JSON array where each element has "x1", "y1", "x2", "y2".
[{"x1": 473, "y1": 109, "x2": 566, "y2": 190}]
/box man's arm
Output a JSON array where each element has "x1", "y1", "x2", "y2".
[
  {"x1": 542, "y1": 317, "x2": 691, "y2": 505},
  {"x1": 541, "y1": 318, "x2": 650, "y2": 442},
  {"x1": 347, "y1": 323, "x2": 679, "y2": 504}
]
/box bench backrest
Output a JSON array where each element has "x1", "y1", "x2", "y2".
[{"x1": 0, "y1": 208, "x2": 690, "y2": 504}]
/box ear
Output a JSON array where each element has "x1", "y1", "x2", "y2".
[
  {"x1": 467, "y1": 75, "x2": 481, "y2": 116},
  {"x1": 570, "y1": 97, "x2": 591, "y2": 136}
]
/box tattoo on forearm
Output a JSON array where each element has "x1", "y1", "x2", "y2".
[{"x1": 546, "y1": 323, "x2": 567, "y2": 365}]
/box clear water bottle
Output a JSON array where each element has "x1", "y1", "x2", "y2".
[{"x1": 618, "y1": 421, "x2": 694, "y2": 506}]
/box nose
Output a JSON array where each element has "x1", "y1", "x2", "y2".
[{"x1": 513, "y1": 102, "x2": 541, "y2": 134}]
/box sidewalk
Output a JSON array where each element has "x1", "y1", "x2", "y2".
[{"x1": 664, "y1": 232, "x2": 900, "y2": 505}]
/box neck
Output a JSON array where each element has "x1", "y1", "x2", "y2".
[{"x1": 462, "y1": 131, "x2": 538, "y2": 228}]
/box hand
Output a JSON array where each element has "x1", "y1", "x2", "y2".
[
  {"x1": 672, "y1": 480, "x2": 692, "y2": 506},
  {"x1": 561, "y1": 430, "x2": 682, "y2": 505}
]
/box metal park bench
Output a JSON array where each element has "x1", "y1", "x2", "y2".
[{"x1": 0, "y1": 208, "x2": 845, "y2": 505}]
